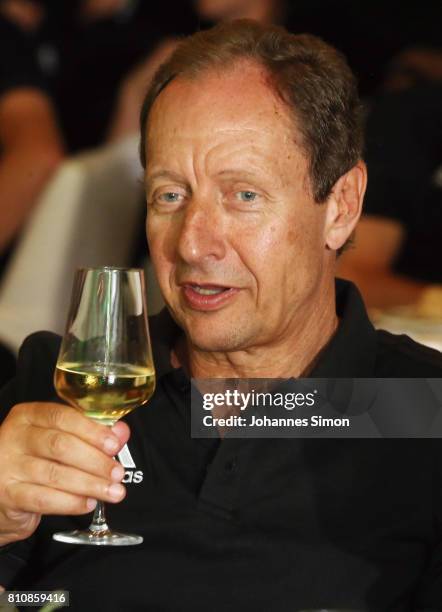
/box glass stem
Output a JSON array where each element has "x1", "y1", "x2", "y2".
[
  {"x1": 89, "y1": 501, "x2": 110, "y2": 534},
  {"x1": 87, "y1": 428, "x2": 114, "y2": 534}
]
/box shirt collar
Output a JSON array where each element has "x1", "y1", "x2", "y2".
[
  {"x1": 148, "y1": 279, "x2": 377, "y2": 381},
  {"x1": 309, "y1": 279, "x2": 377, "y2": 377}
]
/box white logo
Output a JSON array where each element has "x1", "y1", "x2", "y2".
[{"x1": 117, "y1": 444, "x2": 144, "y2": 484}]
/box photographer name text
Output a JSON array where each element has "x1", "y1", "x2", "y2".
[{"x1": 202, "y1": 414, "x2": 350, "y2": 428}]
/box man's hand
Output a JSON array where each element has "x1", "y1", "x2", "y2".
[{"x1": 0, "y1": 402, "x2": 130, "y2": 546}]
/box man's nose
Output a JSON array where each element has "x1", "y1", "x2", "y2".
[{"x1": 176, "y1": 199, "x2": 226, "y2": 265}]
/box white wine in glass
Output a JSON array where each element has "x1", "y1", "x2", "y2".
[
  {"x1": 55, "y1": 362, "x2": 155, "y2": 425},
  {"x1": 53, "y1": 267, "x2": 156, "y2": 546}
]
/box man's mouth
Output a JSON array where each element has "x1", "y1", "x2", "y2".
[
  {"x1": 189, "y1": 284, "x2": 229, "y2": 295},
  {"x1": 180, "y1": 282, "x2": 239, "y2": 311}
]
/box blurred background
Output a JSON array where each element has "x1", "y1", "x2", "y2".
[{"x1": 0, "y1": 0, "x2": 440, "y2": 386}]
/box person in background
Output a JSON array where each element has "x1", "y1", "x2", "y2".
[
  {"x1": 0, "y1": 1, "x2": 64, "y2": 385},
  {"x1": 107, "y1": 0, "x2": 285, "y2": 142},
  {"x1": 195, "y1": 0, "x2": 284, "y2": 23},
  {"x1": 284, "y1": 0, "x2": 442, "y2": 97},
  {"x1": 383, "y1": 46, "x2": 442, "y2": 93},
  {"x1": 338, "y1": 78, "x2": 442, "y2": 316},
  {"x1": 109, "y1": 0, "x2": 442, "y2": 142},
  {"x1": 0, "y1": 0, "x2": 195, "y2": 264},
  {"x1": 0, "y1": 4, "x2": 63, "y2": 273}
]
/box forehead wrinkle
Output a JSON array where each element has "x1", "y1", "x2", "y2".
[
  {"x1": 201, "y1": 136, "x2": 289, "y2": 188},
  {"x1": 148, "y1": 64, "x2": 297, "y2": 128},
  {"x1": 149, "y1": 123, "x2": 284, "y2": 175},
  {"x1": 150, "y1": 68, "x2": 295, "y2": 135},
  {"x1": 147, "y1": 127, "x2": 304, "y2": 194},
  {"x1": 146, "y1": 63, "x2": 309, "y2": 191},
  {"x1": 151, "y1": 121, "x2": 286, "y2": 146}
]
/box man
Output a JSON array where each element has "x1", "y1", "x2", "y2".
[{"x1": 0, "y1": 20, "x2": 441, "y2": 611}]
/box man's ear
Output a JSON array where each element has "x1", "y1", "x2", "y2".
[{"x1": 324, "y1": 161, "x2": 367, "y2": 251}]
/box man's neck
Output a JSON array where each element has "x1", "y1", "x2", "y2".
[{"x1": 173, "y1": 281, "x2": 338, "y2": 379}]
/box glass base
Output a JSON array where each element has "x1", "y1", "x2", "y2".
[{"x1": 53, "y1": 529, "x2": 143, "y2": 546}]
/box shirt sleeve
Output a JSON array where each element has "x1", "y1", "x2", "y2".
[{"x1": 0, "y1": 331, "x2": 61, "y2": 420}]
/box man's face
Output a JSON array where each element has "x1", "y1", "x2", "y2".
[{"x1": 145, "y1": 62, "x2": 332, "y2": 353}]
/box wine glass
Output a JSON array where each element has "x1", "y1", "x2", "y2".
[{"x1": 52, "y1": 267, "x2": 155, "y2": 546}]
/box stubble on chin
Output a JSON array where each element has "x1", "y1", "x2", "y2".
[{"x1": 185, "y1": 316, "x2": 257, "y2": 353}]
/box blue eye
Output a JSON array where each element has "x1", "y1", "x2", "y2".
[
  {"x1": 237, "y1": 191, "x2": 258, "y2": 202},
  {"x1": 159, "y1": 192, "x2": 181, "y2": 203}
]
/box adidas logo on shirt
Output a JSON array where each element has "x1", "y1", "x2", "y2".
[{"x1": 117, "y1": 444, "x2": 144, "y2": 484}]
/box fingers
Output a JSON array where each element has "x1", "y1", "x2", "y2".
[
  {"x1": 0, "y1": 402, "x2": 132, "y2": 544},
  {"x1": 13, "y1": 403, "x2": 125, "y2": 456},
  {"x1": 4, "y1": 481, "x2": 98, "y2": 516},
  {"x1": 24, "y1": 426, "x2": 124, "y2": 480},
  {"x1": 16, "y1": 455, "x2": 126, "y2": 504}
]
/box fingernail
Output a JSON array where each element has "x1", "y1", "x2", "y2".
[
  {"x1": 104, "y1": 437, "x2": 119, "y2": 453},
  {"x1": 107, "y1": 483, "x2": 125, "y2": 500},
  {"x1": 111, "y1": 464, "x2": 125, "y2": 482},
  {"x1": 87, "y1": 498, "x2": 97, "y2": 511}
]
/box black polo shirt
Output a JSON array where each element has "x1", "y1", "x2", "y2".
[{"x1": 0, "y1": 280, "x2": 441, "y2": 611}]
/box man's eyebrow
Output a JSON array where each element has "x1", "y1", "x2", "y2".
[
  {"x1": 144, "y1": 168, "x2": 268, "y2": 187},
  {"x1": 145, "y1": 170, "x2": 187, "y2": 185}
]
